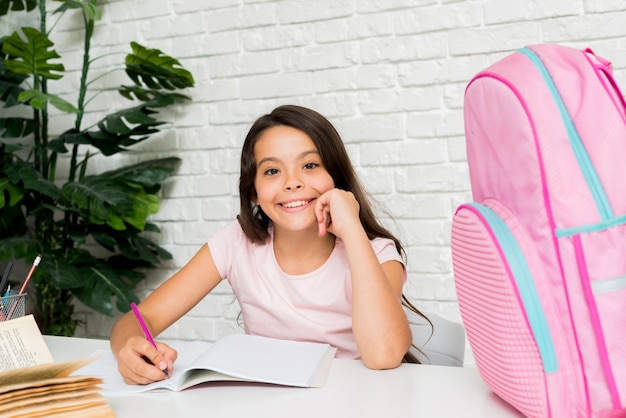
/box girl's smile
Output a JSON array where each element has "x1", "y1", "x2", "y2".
[{"x1": 280, "y1": 199, "x2": 313, "y2": 209}]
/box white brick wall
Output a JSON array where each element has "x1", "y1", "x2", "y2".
[{"x1": 4, "y1": 1, "x2": 626, "y2": 341}]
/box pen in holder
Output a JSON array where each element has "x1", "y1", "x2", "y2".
[{"x1": 1, "y1": 293, "x2": 27, "y2": 321}]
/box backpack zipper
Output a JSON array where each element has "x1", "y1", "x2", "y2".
[
  {"x1": 467, "y1": 202, "x2": 558, "y2": 373},
  {"x1": 518, "y1": 47, "x2": 613, "y2": 221}
]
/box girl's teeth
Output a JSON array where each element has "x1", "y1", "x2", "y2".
[{"x1": 283, "y1": 200, "x2": 307, "y2": 208}]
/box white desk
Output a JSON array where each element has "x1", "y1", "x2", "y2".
[{"x1": 44, "y1": 335, "x2": 523, "y2": 418}]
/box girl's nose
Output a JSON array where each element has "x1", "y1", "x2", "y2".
[{"x1": 284, "y1": 177, "x2": 303, "y2": 191}]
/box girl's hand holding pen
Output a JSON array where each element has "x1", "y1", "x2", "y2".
[{"x1": 116, "y1": 335, "x2": 177, "y2": 385}]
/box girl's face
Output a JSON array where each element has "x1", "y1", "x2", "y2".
[{"x1": 253, "y1": 125, "x2": 335, "y2": 235}]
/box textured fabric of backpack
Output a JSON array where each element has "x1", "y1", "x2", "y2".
[{"x1": 452, "y1": 43, "x2": 626, "y2": 418}]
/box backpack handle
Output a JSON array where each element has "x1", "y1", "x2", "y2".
[{"x1": 584, "y1": 48, "x2": 626, "y2": 118}]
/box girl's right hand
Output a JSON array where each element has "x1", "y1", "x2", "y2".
[
  {"x1": 115, "y1": 335, "x2": 177, "y2": 385},
  {"x1": 315, "y1": 188, "x2": 361, "y2": 239}
]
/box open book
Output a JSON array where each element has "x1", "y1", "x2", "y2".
[
  {"x1": 0, "y1": 315, "x2": 114, "y2": 418},
  {"x1": 79, "y1": 333, "x2": 337, "y2": 394}
]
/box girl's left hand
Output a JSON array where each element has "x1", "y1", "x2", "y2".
[{"x1": 315, "y1": 188, "x2": 361, "y2": 238}]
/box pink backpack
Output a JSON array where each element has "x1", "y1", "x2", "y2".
[{"x1": 451, "y1": 44, "x2": 626, "y2": 418}]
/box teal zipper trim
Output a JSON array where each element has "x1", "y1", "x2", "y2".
[
  {"x1": 469, "y1": 203, "x2": 558, "y2": 373},
  {"x1": 556, "y1": 213, "x2": 626, "y2": 237},
  {"x1": 518, "y1": 47, "x2": 613, "y2": 221},
  {"x1": 592, "y1": 274, "x2": 626, "y2": 295}
]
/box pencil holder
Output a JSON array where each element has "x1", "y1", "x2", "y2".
[{"x1": 0, "y1": 293, "x2": 27, "y2": 321}]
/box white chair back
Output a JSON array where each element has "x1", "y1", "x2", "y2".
[{"x1": 407, "y1": 310, "x2": 466, "y2": 367}]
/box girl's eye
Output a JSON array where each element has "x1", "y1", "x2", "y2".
[
  {"x1": 303, "y1": 162, "x2": 318, "y2": 170},
  {"x1": 264, "y1": 168, "x2": 279, "y2": 176}
]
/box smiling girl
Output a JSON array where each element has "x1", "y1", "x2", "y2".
[{"x1": 110, "y1": 105, "x2": 429, "y2": 385}]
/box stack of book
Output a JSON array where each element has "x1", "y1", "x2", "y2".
[{"x1": 0, "y1": 316, "x2": 114, "y2": 418}]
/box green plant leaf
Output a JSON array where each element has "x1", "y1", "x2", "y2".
[
  {"x1": 143, "y1": 222, "x2": 160, "y2": 233},
  {"x1": 66, "y1": 179, "x2": 158, "y2": 231},
  {"x1": 52, "y1": 0, "x2": 101, "y2": 22},
  {"x1": 3, "y1": 27, "x2": 65, "y2": 80},
  {"x1": 90, "y1": 230, "x2": 116, "y2": 249},
  {"x1": 61, "y1": 104, "x2": 166, "y2": 156},
  {"x1": 0, "y1": 0, "x2": 37, "y2": 15},
  {"x1": 0, "y1": 176, "x2": 24, "y2": 208},
  {"x1": 85, "y1": 125, "x2": 160, "y2": 156},
  {"x1": 3, "y1": 161, "x2": 62, "y2": 200},
  {"x1": 0, "y1": 1, "x2": 195, "y2": 335},
  {"x1": 18, "y1": 89, "x2": 78, "y2": 112},
  {"x1": 72, "y1": 262, "x2": 139, "y2": 316},
  {"x1": 118, "y1": 85, "x2": 191, "y2": 104},
  {"x1": 125, "y1": 41, "x2": 194, "y2": 90},
  {"x1": 46, "y1": 137, "x2": 69, "y2": 153},
  {"x1": 85, "y1": 223, "x2": 171, "y2": 265},
  {"x1": 38, "y1": 257, "x2": 84, "y2": 289},
  {"x1": 0, "y1": 78, "x2": 26, "y2": 107},
  {"x1": 0, "y1": 236, "x2": 38, "y2": 260},
  {"x1": 0, "y1": 117, "x2": 34, "y2": 137},
  {"x1": 109, "y1": 261, "x2": 147, "y2": 289},
  {"x1": 29, "y1": 252, "x2": 82, "y2": 305},
  {"x1": 104, "y1": 157, "x2": 181, "y2": 189},
  {"x1": 123, "y1": 188, "x2": 159, "y2": 230},
  {"x1": 1, "y1": 42, "x2": 30, "y2": 108},
  {"x1": 102, "y1": 105, "x2": 160, "y2": 134},
  {"x1": 103, "y1": 158, "x2": 181, "y2": 229},
  {"x1": 0, "y1": 141, "x2": 23, "y2": 153},
  {"x1": 34, "y1": 248, "x2": 140, "y2": 317},
  {"x1": 62, "y1": 176, "x2": 139, "y2": 230},
  {"x1": 52, "y1": 128, "x2": 84, "y2": 152},
  {"x1": 120, "y1": 234, "x2": 170, "y2": 265}
]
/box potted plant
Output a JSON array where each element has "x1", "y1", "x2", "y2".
[{"x1": 0, "y1": 0, "x2": 195, "y2": 335}]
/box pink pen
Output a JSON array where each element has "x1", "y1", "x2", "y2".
[
  {"x1": 130, "y1": 302, "x2": 169, "y2": 377},
  {"x1": 6, "y1": 254, "x2": 41, "y2": 320},
  {"x1": 19, "y1": 254, "x2": 41, "y2": 294}
]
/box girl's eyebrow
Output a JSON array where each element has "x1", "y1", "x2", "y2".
[{"x1": 256, "y1": 150, "x2": 320, "y2": 167}]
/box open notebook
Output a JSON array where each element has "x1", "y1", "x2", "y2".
[{"x1": 78, "y1": 334, "x2": 337, "y2": 394}]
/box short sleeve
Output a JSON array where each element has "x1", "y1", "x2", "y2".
[
  {"x1": 206, "y1": 220, "x2": 245, "y2": 279},
  {"x1": 371, "y1": 237, "x2": 407, "y2": 284}
]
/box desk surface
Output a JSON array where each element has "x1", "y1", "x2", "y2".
[{"x1": 44, "y1": 335, "x2": 522, "y2": 418}]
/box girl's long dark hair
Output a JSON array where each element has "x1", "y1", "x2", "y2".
[{"x1": 237, "y1": 105, "x2": 432, "y2": 363}]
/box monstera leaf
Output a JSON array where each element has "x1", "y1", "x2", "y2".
[
  {"x1": 1, "y1": 37, "x2": 30, "y2": 108},
  {"x1": 0, "y1": 36, "x2": 36, "y2": 134},
  {"x1": 58, "y1": 104, "x2": 165, "y2": 156},
  {"x1": 1, "y1": 28, "x2": 75, "y2": 113},
  {"x1": 18, "y1": 88, "x2": 77, "y2": 112},
  {"x1": 0, "y1": 1, "x2": 194, "y2": 335},
  {"x1": 125, "y1": 42, "x2": 195, "y2": 90},
  {"x1": 2, "y1": 27, "x2": 64, "y2": 80},
  {"x1": 118, "y1": 85, "x2": 190, "y2": 104}
]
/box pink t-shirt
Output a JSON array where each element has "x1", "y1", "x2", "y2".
[{"x1": 207, "y1": 220, "x2": 406, "y2": 359}]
